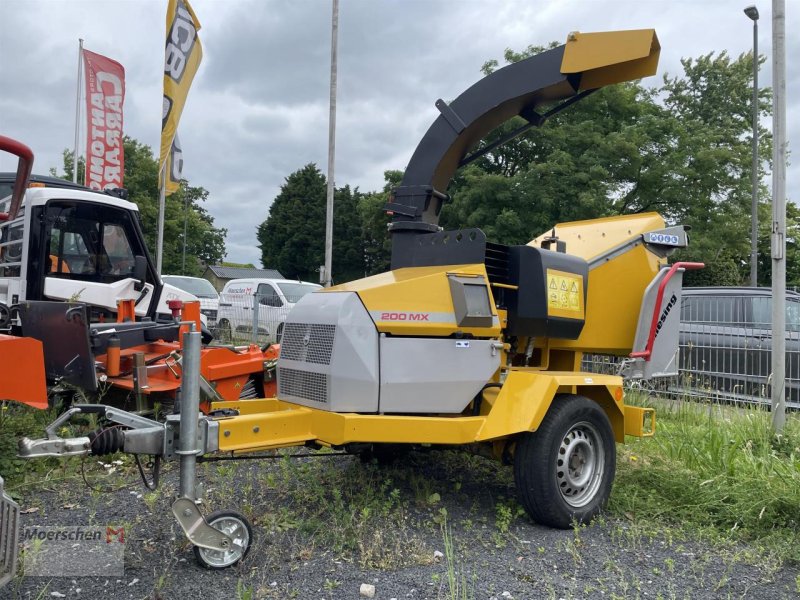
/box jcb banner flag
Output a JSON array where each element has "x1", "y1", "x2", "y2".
[
  {"x1": 82, "y1": 50, "x2": 125, "y2": 191},
  {"x1": 160, "y1": 0, "x2": 202, "y2": 195}
]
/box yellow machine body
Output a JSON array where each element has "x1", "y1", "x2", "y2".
[
  {"x1": 209, "y1": 371, "x2": 654, "y2": 455},
  {"x1": 332, "y1": 263, "x2": 501, "y2": 338},
  {"x1": 211, "y1": 212, "x2": 673, "y2": 454},
  {"x1": 530, "y1": 212, "x2": 668, "y2": 354}
]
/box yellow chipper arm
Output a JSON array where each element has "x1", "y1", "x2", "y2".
[{"x1": 18, "y1": 29, "x2": 701, "y2": 570}]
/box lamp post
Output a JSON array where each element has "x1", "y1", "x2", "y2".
[{"x1": 744, "y1": 5, "x2": 759, "y2": 286}]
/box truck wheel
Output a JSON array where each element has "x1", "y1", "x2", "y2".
[
  {"x1": 217, "y1": 319, "x2": 232, "y2": 343},
  {"x1": 193, "y1": 510, "x2": 252, "y2": 569},
  {"x1": 513, "y1": 394, "x2": 615, "y2": 529}
]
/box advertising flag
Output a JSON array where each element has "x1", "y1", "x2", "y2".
[
  {"x1": 160, "y1": 0, "x2": 202, "y2": 195},
  {"x1": 82, "y1": 49, "x2": 125, "y2": 190}
]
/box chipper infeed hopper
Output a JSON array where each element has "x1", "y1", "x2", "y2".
[{"x1": 17, "y1": 29, "x2": 702, "y2": 570}]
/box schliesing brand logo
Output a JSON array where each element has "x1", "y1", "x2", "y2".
[
  {"x1": 380, "y1": 312, "x2": 430, "y2": 321},
  {"x1": 654, "y1": 293, "x2": 678, "y2": 340}
]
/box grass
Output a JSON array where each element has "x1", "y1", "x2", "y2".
[
  {"x1": 4, "y1": 389, "x2": 799, "y2": 579},
  {"x1": 0, "y1": 402, "x2": 65, "y2": 488},
  {"x1": 611, "y1": 394, "x2": 800, "y2": 563}
]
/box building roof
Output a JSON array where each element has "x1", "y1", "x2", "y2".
[{"x1": 205, "y1": 265, "x2": 284, "y2": 280}]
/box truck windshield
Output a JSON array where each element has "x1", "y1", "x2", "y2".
[
  {"x1": 45, "y1": 201, "x2": 142, "y2": 283},
  {"x1": 278, "y1": 282, "x2": 321, "y2": 303},
  {"x1": 163, "y1": 276, "x2": 218, "y2": 298}
]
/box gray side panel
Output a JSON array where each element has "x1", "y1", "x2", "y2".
[
  {"x1": 625, "y1": 268, "x2": 685, "y2": 379},
  {"x1": 277, "y1": 292, "x2": 379, "y2": 412},
  {"x1": 379, "y1": 338, "x2": 500, "y2": 414}
]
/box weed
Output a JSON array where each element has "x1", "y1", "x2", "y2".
[
  {"x1": 440, "y1": 519, "x2": 474, "y2": 600},
  {"x1": 236, "y1": 579, "x2": 254, "y2": 600}
]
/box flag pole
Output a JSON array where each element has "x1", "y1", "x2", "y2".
[
  {"x1": 156, "y1": 162, "x2": 167, "y2": 275},
  {"x1": 72, "y1": 38, "x2": 84, "y2": 183}
]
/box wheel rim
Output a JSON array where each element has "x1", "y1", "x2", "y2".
[
  {"x1": 197, "y1": 515, "x2": 250, "y2": 568},
  {"x1": 556, "y1": 421, "x2": 605, "y2": 508}
]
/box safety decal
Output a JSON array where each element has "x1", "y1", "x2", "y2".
[{"x1": 546, "y1": 270, "x2": 582, "y2": 314}]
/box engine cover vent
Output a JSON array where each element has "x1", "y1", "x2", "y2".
[
  {"x1": 278, "y1": 367, "x2": 328, "y2": 404},
  {"x1": 277, "y1": 292, "x2": 380, "y2": 413},
  {"x1": 280, "y1": 323, "x2": 336, "y2": 365}
]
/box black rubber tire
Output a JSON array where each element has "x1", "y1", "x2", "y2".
[
  {"x1": 193, "y1": 510, "x2": 253, "y2": 569},
  {"x1": 513, "y1": 394, "x2": 616, "y2": 529}
]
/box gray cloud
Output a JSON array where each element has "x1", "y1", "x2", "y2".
[{"x1": 1, "y1": 0, "x2": 796, "y2": 267}]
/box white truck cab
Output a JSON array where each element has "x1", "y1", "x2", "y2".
[
  {"x1": 0, "y1": 184, "x2": 198, "y2": 330},
  {"x1": 217, "y1": 278, "x2": 321, "y2": 343}
]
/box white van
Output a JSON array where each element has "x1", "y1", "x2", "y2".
[
  {"x1": 162, "y1": 275, "x2": 220, "y2": 328},
  {"x1": 217, "y1": 278, "x2": 321, "y2": 343}
]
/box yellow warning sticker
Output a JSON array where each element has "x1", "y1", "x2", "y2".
[{"x1": 546, "y1": 269, "x2": 584, "y2": 318}]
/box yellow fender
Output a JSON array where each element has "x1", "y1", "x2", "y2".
[{"x1": 476, "y1": 370, "x2": 627, "y2": 443}]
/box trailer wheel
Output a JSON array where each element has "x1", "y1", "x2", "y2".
[
  {"x1": 513, "y1": 395, "x2": 615, "y2": 529},
  {"x1": 193, "y1": 510, "x2": 252, "y2": 569}
]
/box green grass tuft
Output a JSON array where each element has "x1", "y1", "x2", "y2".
[{"x1": 611, "y1": 395, "x2": 800, "y2": 563}]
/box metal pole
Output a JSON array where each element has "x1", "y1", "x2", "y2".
[
  {"x1": 771, "y1": 0, "x2": 787, "y2": 433},
  {"x1": 178, "y1": 329, "x2": 201, "y2": 499},
  {"x1": 750, "y1": 16, "x2": 759, "y2": 287},
  {"x1": 251, "y1": 293, "x2": 260, "y2": 344},
  {"x1": 182, "y1": 192, "x2": 188, "y2": 275},
  {"x1": 323, "y1": 0, "x2": 339, "y2": 287},
  {"x1": 72, "y1": 39, "x2": 84, "y2": 183},
  {"x1": 156, "y1": 163, "x2": 166, "y2": 275}
]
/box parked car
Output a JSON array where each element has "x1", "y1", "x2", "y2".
[
  {"x1": 162, "y1": 275, "x2": 220, "y2": 328},
  {"x1": 217, "y1": 278, "x2": 321, "y2": 343},
  {"x1": 678, "y1": 287, "x2": 800, "y2": 407}
]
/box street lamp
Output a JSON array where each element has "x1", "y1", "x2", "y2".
[{"x1": 744, "y1": 5, "x2": 759, "y2": 286}]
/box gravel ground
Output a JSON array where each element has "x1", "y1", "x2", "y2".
[{"x1": 4, "y1": 450, "x2": 799, "y2": 600}]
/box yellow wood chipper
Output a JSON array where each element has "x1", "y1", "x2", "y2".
[{"x1": 18, "y1": 29, "x2": 702, "y2": 569}]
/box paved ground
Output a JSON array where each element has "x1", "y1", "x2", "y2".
[{"x1": 4, "y1": 450, "x2": 799, "y2": 599}]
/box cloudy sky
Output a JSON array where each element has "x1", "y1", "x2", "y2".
[{"x1": 0, "y1": 0, "x2": 796, "y2": 267}]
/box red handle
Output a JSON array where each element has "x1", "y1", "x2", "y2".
[
  {"x1": 630, "y1": 261, "x2": 705, "y2": 361},
  {"x1": 0, "y1": 135, "x2": 34, "y2": 221}
]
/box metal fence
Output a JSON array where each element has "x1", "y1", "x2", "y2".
[
  {"x1": 210, "y1": 293, "x2": 304, "y2": 345},
  {"x1": 582, "y1": 299, "x2": 800, "y2": 409}
]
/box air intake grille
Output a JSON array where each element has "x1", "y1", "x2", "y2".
[
  {"x1": 278, "y1": 367, "x2": 328, "y2": 404},
  {"x1": 280, "y1": 323, "x2": 336, "y2": 365},
  {"x1": 0, "y1": 476, "x2": 20, "y2": 587}
]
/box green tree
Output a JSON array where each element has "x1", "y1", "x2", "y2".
[
  {"x1": 438, "y1": 48, "x2": 772, "y2": 286},
  {"x1": 256, "y1": 164, "x2": 365, "y2": 283},
  {"x1": 359, "y1": 169, "x2": 402, "y2": 275},
  {"x1": 53, "y1": 137, "x2": 227, "y2": 275}
]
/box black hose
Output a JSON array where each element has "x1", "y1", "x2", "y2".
[{"x1": 473, "y1": 382, "x2": 503, "y2": 416}]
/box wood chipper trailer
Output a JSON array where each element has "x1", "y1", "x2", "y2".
[{"x1": 18, "y1": 29, "x2": 702, "y2": 569}]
